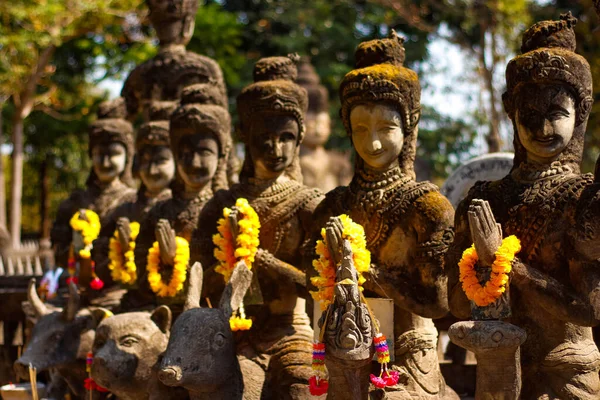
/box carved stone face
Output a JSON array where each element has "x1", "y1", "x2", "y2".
[
  {"x1": 92, "y1": 142, "x2": 127, "y2": 184},
  {"x1": 91, "y1": 310, "x2": 170, "y2": 396},
  {"x1": 303, "y1": 111, "x2": 331, "y2": 148},
  {"x1": 176, "y1": 133, "x2": 219, "y2": 191},
  {"x1": 159, "y1": 309, "x2": 235, "y2": 390},
  {"x1": 350, "y1": 103, "x2": 403, "y2": 171},
  {"x1": 515, "y1": 84, "x2": 576, "y2": 164},
  {"x1": 147, "y1": 0, "x2": 195, "y2": 46},
  {"x1": 138, "y1": 145, "x2": 175, "y2": 193},
  {"x1": 248, "y1": 115, "x2": 299, "y2": 180}
]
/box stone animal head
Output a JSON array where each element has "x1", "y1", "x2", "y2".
[
  {"x1": 322, "y1": 239, "x2": 374, "y2": 362},
  {"x1": 91, "y1": 306, "x2": 172, "y2": 399},
  {"x1": 14, "y1": 279, "x2": 104, "y2": 379},
  {"x1": 158, "y1": 262, "x2": 252, "y2": 396}
]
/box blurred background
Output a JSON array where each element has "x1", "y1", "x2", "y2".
[{"x1": 0, "y1": 0, "x2": 598, "y2": 244}]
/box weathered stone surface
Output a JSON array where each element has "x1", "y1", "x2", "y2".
[
  {"x1": 307, "y1": 31, "x2": 457, "y2": 399},
  {"x1": 158, "y1": 263, "x2": 249, "y2": 400},
  {"x1": 193, "y1": 55, "x2": 322, "y2": 399},
  {"x1": 447, "y1": 13, "x2": 600, "y2": 399},
  {"x1": 15, "y1": 279, "x2": 107, "y2": 399}
]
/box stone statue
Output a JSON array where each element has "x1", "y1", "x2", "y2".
[
  {"x1": 93, "y1": 102, "x2": 176, "y2": 290},
  {"x1": 124, "y1": 83, "x2": 231, "y2": 314},
  {"x1": 318, "y1": 218, "x2": 375, "y2": 399},
  {"x1": 297, "y1": 57, "x2": 352, "y2": 192},
  {"x1": 307, "y1": 32, "x2": 457, "y2": 399},
  {"x1": 16, "y1": 279, "x2": 108, "y2": 399},
  {"x1": 121, "y1": 0, "x2": 227, "y2": 120},
  {"x1": 446, "y1": 13, "x2": 600, "y2": 399},
  {"x1": 51, "y1": 98, "x2": 136, "y2": 291},
  {"x1": 91, "y1": 306, "x2": 188, "y2": 400},
  {"x1": 194, "y1": 55, "x2": 324, "y2": 399},
  {"x1": 158, "y1": 262, "x2": 251, "y2": 400}
]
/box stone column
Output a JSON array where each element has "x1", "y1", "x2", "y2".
[{"x1": 448, "y1": 320, "x2": 526, "y2": 400}]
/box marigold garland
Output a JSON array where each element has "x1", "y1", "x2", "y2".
[
  {"x1": 70, "y1": 210, "x2": 101, "y2": 259},
  {"x1": 459, "y1": 235, "x2": 521, "y2": 307},
  {"x1": 147, "y1": 236, "x2": 189, "y2": 297},
  {"x1": 310, "y1": 214, "x2": 371, "y2": 311},
  {"x1": 212, "y1": 198, "x2": 260, "y2": 331},
  {"x1": 213, "y1": 198, "x2": 261, "y2": 281},
  {"x1": 108, "y1": 221, "x2": 140, "y2": 285}
]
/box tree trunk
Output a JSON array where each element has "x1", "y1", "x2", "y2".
[
  {"x1": 40, "y1": 155, "x2": 51, "y2": 240},
  {"x1": 0, "y1": 100, "x2": 7, "y2": 228},
  {"x1": 478, "y1": 0, "x2": 501, "y2": 153},
  {"x1": 8, "y1": 45, "x2": 55, "y2": 249},
  {"x1": 10, "y1": 115, "x2": 24, "y2": 249}
]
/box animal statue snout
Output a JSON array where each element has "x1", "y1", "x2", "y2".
[
  {"x1": 13, "y1": 359, "x2": 33, "y2": 381},
  {"x1": 158, "y1": 365, "x2": 183, "y2": 386}
]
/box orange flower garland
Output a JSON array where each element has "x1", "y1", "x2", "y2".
[
  {"x1": 310, "y1": 214, "x2": 371, "y2": 311},
  {"x1": 459, "y1": 235, "x2": 521, "y2": 307},
  {"x1": 213, "y1": 198, "x2": 260, "y2": 331}
]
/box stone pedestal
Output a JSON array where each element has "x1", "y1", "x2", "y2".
[{"x1": 448, "y1": 320, "x2": 526, "y2": 400}]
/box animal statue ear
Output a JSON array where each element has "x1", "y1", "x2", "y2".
[
  {"x1": 25, "y1": 278, "x2": 49, "y2": 320},
  {"x1": 90, "y1": 307, "x2": 113, "y2": 327},
  {"x1": 219, "y1": 261, "x2": 253, "y2": 318},
  {"x1": 151, "y1": 305, "x2": 172, "y2": 334},
  {"x1": 183, "y1": 262, "x2": 203, "y2": 311},
  {"x1": 62, "y1": 281, "x2": 80, "y2": 322}
]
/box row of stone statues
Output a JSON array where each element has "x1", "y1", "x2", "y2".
[{"x1": 12, "y1": 3, "x2": 600, "y2": 400}]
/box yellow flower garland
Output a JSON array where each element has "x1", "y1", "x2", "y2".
[
  {"x1": 147, "y1": 236, "x2": 190, "y2": 297},
  {"x1": 213, "y1": 198, "x2": 261, "y2": 281},
  {"x1": 108, "y1": 221, "x2": 140, "y2": 285},
  {"x1": 70, "y1": 210, "x2": 101, "y2": 259},
  {"x1": 212, "y1": 198, "x2": 260, "y2": 331},
  {"x1": 310, "y1": 214, "x2": 371, "y2": 311},
  {"x1": 459, "y1": 235, "x2": 521, "y2": 307}
]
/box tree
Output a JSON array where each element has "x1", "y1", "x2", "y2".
[
  {"x1": 375, "y1": 0, "x2": 532, "y2": 153},
  {"x1": 0, "y1": 0, "x2": 143, "y2": 247}
]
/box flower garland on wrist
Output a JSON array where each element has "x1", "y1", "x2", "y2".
[
  {"x1": 310, "y1": 214, "x2": 370, "y2": 311},
  {"x1": 108, "y1": 221, "x2": 140, "y2": 285},
  {"x1": 308, "y1": 215, "x2": 400, "y2": 395},
  {"x1": 459, "y1": 235, "x2": 521, "y2": 307},
  {"x1": 68, "y1": 210, "x2": 103, "y2": 289},
  {"x1": 147, "y1": 231, "x2": 189, "y2": 297},
  {"x1": 70, "y1": 210, "x2": 101, "y2": 259},
  {"x1": 213, "y1": 198, "x2": 260, "y2": 331}
]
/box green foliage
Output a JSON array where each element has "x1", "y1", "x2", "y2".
[
  {"x1": 418, "y1": 106, "x2": 478, "y2": 182},
  {"x1": 189, "y1": 3, "x2": 246, "y2": 88}
]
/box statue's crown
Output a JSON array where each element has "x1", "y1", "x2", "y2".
[
  {"x1": 521, "y1": 12, "x2": 577, "y2": 53},
  {"x1": 253, "y1": 54, "x2": 300, "y2": 82},
  {"x1": 355, "y1": 30, "x2": 406, "y2": 68}
]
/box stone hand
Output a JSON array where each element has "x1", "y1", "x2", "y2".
[
  {"x1": 156, "y1": 219, "x2": 177, "y2": 266},
  {"x1": 116, "y1": 217, "x2": 131, "y2": 250},
  {"x1": 325, "y1": 216, "x2": 345, "y2": 265},
  {"x1": 72, "y1": 209, "x2": 88, "y2": 250},
  {"x1": 468, "y1": 199, "x2": 502, "y2": 267},
  {"x1": 228, "y1": 208, "x2": 240, "y2": 244}
]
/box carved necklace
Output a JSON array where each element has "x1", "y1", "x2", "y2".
[
  {"x1": 234, "y1": 178, "x2": 321, "y2": 255},
  {"x1": 512, "y1": 161, "x2": 573, "y2": 183},
  {"x1": 349, "y1": 166, "x2": 437, "y2": 251},
  {"x1": 172, "y1": 187, "x2": 213, "y2": 238},
  {"x1": 505, "y1": 161, "x2": 592, "y2": 263}
]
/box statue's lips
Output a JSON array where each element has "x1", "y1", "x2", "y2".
[
  {"x1": 366, "y1": 149, "x2": 385, "y2": 157},
  {"x1": 533, "y1": 135, "x2": 558, "y2": 144},
  {"x1": 264, "y1": 157, "x2": 285, "y2": 166}
]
